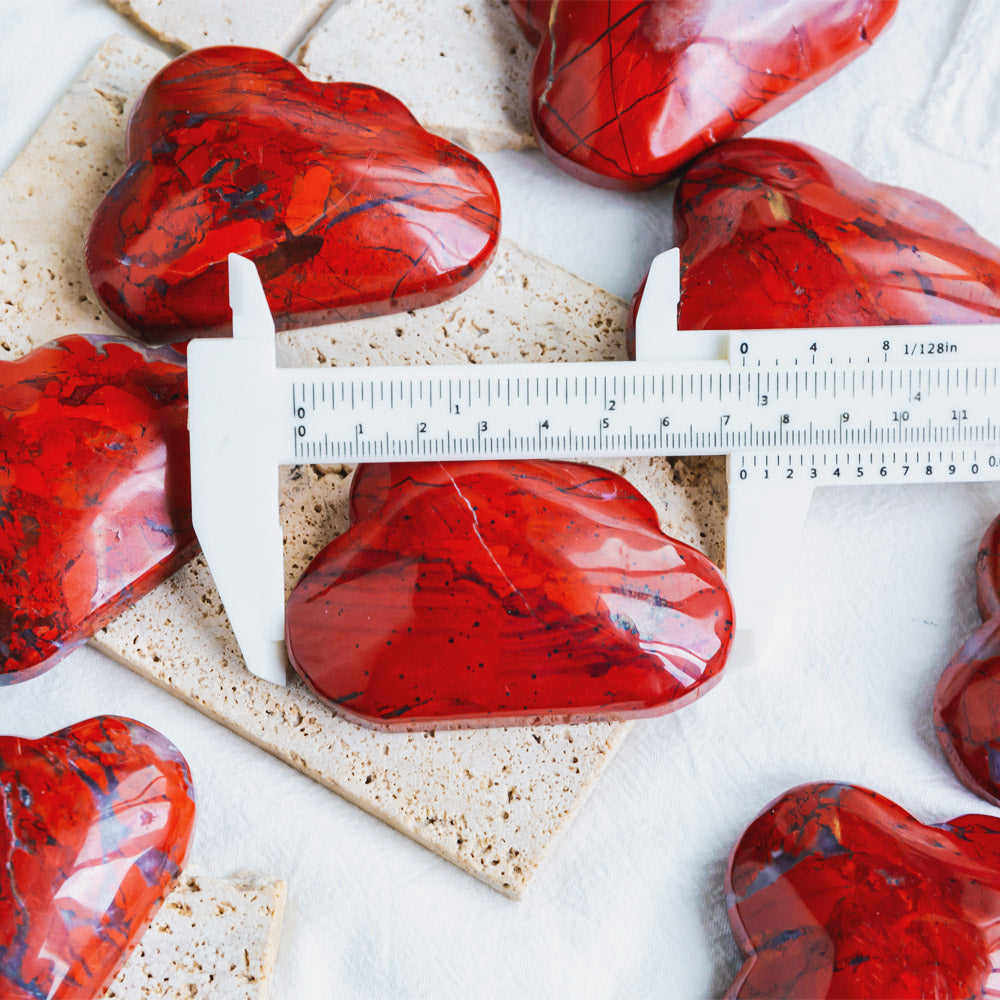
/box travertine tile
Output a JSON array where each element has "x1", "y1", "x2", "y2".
[
  {"x1": 108, "y1": 0, "x2": 332, "y2": 55},
  {"x1": 297, "y1": 0, "x2": 535, "y2": 152},
  {"x1": 107, "y1": 869, "x2": 286, "y2": 1000}
]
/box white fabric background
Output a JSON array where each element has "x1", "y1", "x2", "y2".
[{"x1": 2, "y1": 2, "x2": 1000, "y2": 997}]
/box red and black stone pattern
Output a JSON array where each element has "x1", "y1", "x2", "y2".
[
  {"x1": 285, "y1": 460, "x2": 733, "y2": 730},
  {"x1": 86, "y1": 46, "x2": 501, "y2": 345},
  {"x1": 630, "y1": 138, "x2": 1000, "y2": 344},
  {"x1": 726, "y1": 782, "x2": 1000, "y2": 998},
  {"x1": 510, "y1": 1, "x2": 896, "y2": 190},
  {"x1": 0, "y1": 336, "x2": 196, "y2": 685},
  {"x1": 935, "y1": 515, "x2": 1000, "y2": 808},
  {"x1": 977, "y1": 514, "x2": 1000, "y2": 622},
  {"x1": 0, "y1": 716, "x2": 196, "y2": 1000}
]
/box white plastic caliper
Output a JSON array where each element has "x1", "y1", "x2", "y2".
[{"x1": 187, "y1": 252, "x2": 1000, "y2": 683}]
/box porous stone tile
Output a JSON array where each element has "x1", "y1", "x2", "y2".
[
  {"x1": 0, "y1": 36, "x2": 164, "y2": 357},
  {"x1": 107, "y1": 869, "x2": 286, "y2": 1000},
  {"x1": 2, "y1": 35, "x2": 727, "y2": 896},
  {"x1": 297, "y1": 0, "x2": 535, "y2": 152},
  {"x1": 108, "y1": 0, "x2": 333, "y2": 55}
]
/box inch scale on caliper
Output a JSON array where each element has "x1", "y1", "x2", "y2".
[
  {"x1": 285, "y1": 358, "x2": 997, "y2": 475},
  {"x1": 187, "y1": 252, "x2": 1000, "y2": 684}
]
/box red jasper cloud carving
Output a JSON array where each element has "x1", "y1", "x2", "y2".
[
  {"x1": 658, "y1": 138, "x2": 1000, "y2": 334},
  {"x1": 285, "y1": 460, "x2": 733, "y2": 730},
  {"x1": 511, "y1": 1, "x2": 897, "y2": 190},
  {"x1": 935, "y1": 514, "x2": 1000, "y2": 807},
  {"x1": 87, "y1": 46, "x2": 501, "y2": 345},
  {"x1": 727, "y1": 782, "x2": 1000, "y2": 998},
  {"x1": 0, "y1": 336, "x2": 196, "y2": 684},
  {"x1": 977, "y1": 514, "x2": 1000, "y2": 621},
  {"x1": 0, "y1": 716, "x2": 196, "y2": 1000}
]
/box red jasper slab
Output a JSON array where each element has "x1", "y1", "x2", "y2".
[
  {"x1": 0, "y1": 716, "x2": 196, "y2": 1000},
  {"x1": 0, "y1": 335, "x2": 196, "y2": 684},
  {"x1": 726, "y1": 782, "x2": 1000, "y2": 999},
  {"x1": 653, "y1": 138, "x2": 1000, "y2": 336},
  {"x1": 86, "y1": 46, "x2": 501, "y2": 345},
  {"x1": 511, "y1": 1, "x2": 896, "y2": 190},
  {"x1": 935, "y1": 515, "x2": 1000, "y2": 807},
  {"x1": 285, "y1": 460, "x2": 733, "y2": 730}
]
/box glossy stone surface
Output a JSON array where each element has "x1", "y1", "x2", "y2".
[
  {"x1": 285, "y1": 461, "x2": 733, "y2": 730},
  {"x1": 935, "y1": 515, "x2": 1000, "y2": 807},
  {"x1": 726, "y1": 782, "x2": 1000, "y2": 999},
  {"x1": 0, "y1": 716, "x2": 196, "y2": 1000},
  {"x1": 511, "y1": 2, "x2": 896, "y2": 190},
  {"x1": 936, "y1": 618, "x2": 1000, "y2": 808},
  {"x1": 977, "y1": 513, "x2": 1000, "y2": 620},
  {"x1": 0, "y1": 335, "x2": 196, "y2": 684},
  {"x1": 87, "y1": 46, "x2": 501, "y2": 345},
  {"x1": 647, "y1": 138, "x2": 1000, "y2": 337}
]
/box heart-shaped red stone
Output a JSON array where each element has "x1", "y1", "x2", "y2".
[
  {"x1": 511, "y1": 2, "x2": 896, "y2": 190},
  {"x1": 726, "y1": 782, "x2": 1000, "y2": 998},
  {"x1": 86, "y1": 46, "x2": 502, "y2": 345},
  {"x1": 0, "y1": 335, "x2": 196, "y2": 684},
  {"x1": 285, "y1": 460, "x2": 733, "y2": 730},
  {"x1": 935, "y1": 514, "x2": 1000, "y2": 807},
  {"x1": 638, "y1": 138, "x2": 1000, "y2": 339},
  {"x1": 0, "y1": 716, "x2": 196, "y2": 1000}
]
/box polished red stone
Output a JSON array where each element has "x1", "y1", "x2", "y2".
[
  {"x1": 977, "y1": 513, "x2": 1000, "y2": 621},
  {"x1": 935, "y1": 618, "x2": 1000, "y2": 808},
  {"x1": 285, "y1": 460, "x2": 733, "y2": 730},
  {"x1": 86, "y1": 46, "x2": 501, "y2": 345},
  {"x1": 726, "y1": 782, "x2": 1000, "y2": 999},
  {"x1": 0, "y1": 716, "x2": 196, "y2": 1000},
  {"x1": 934, "y1": 515, "x2": 1000, "y2": 807},
  {"x1": 634, "y1": 139, "x2": 1000, "y2": 342},
  {"x1": 511, "y1": 2, "x2": 896, "y2": 190},
  {"x1": 0, "y1": 336, "x2": 196, "y2": 684}
]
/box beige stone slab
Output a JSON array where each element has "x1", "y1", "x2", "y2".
[
  {"x1": 297, "y1": 0, "x2": 536, "y2": 152},
  {"x1": 107, "y1": 0, "x2": 536, "y2": 151},
  {"x1": 107, "y1": 869, "x2": 286, "y2": 1000},
  {"x1": 108, "y1": 0, "x2": 333, "y2": 55},
  {"x1": 1, "y1": 34, "x2": 727, "y2": 896},
  {"x1": 0, "y1": 36, "x2": 163, "y2": 357}
]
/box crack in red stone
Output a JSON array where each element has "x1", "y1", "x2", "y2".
[
  {"x1": 726, "y1": 781, "x2": 1000, "y2": 998},
  {"x1": 511, "y1": 2, "x2": 896, "y2": 190},
  {"x1": 0, "y1": 716, "x2": 196, "y2": 1000},
  {"x1": 86, "y1": 46, "x2": 501, "y2": 345},
  {"x1": 285, "y1": 460, "x2": 733, "y2": 730},
  {"x1": 0, "y1": 335, "x2": 196, "y2": 684}
]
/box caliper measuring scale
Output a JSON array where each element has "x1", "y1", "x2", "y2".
[{"x1": 187, "y1": 251, "x2": 1000, "y2": 684}]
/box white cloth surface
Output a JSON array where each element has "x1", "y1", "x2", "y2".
[
  {"x1": 920, "y1": 0, "x2": 1000, "y2": 169},
  {"x1": 1, "y1": 2, "x2": 1000, "y2": 998}
]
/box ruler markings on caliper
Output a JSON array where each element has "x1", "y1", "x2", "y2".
[
  {"x1": 187, "y1": 252, "x2": 1000, "y2": 685},
  {"x1": 278, "y1": 358, "x2": 1000, "y2": 483}
]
